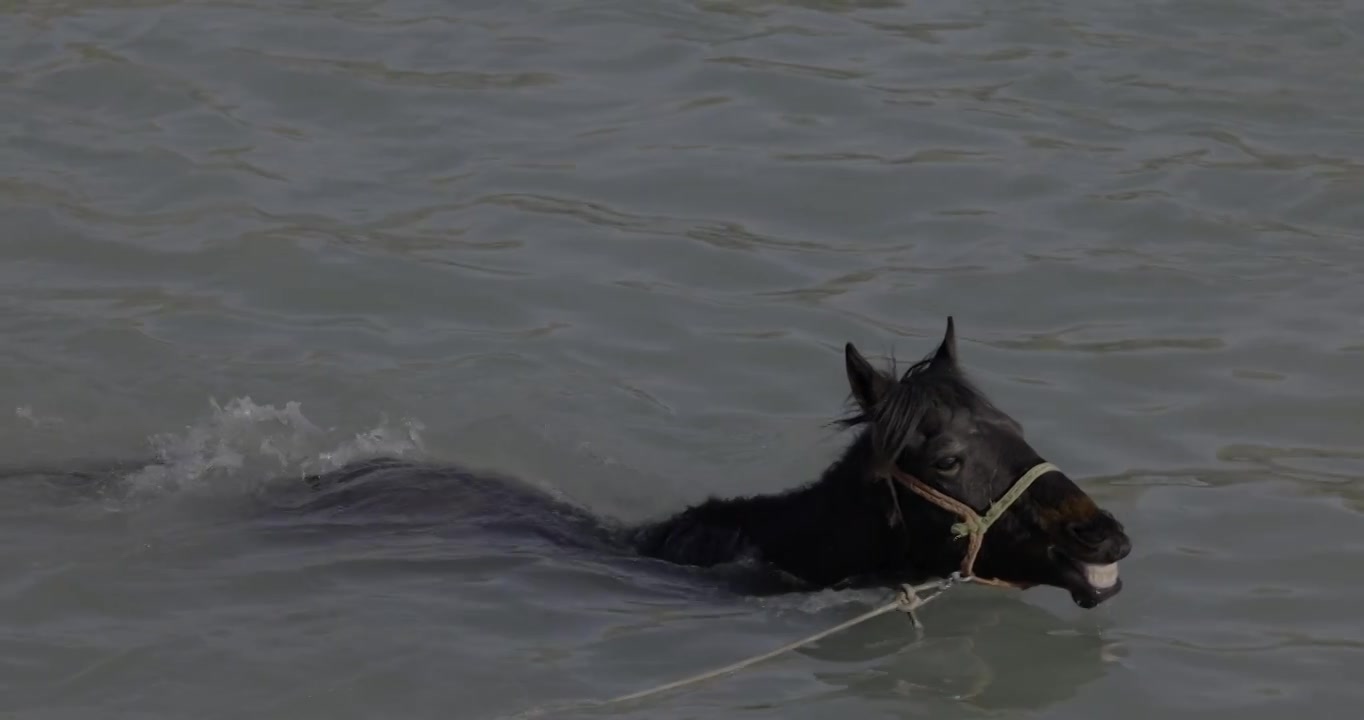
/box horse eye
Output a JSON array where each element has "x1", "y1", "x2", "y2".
[{"x1": 933, "y1": 456, "x2": 961, "y2": 472}]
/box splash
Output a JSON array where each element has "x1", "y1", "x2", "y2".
[
  {"x1": 122, "y1": 397, "x2": 425, "y2": 498},
  {"x1": 15, "y1": 405, "x2": 62, "y2": 428}
]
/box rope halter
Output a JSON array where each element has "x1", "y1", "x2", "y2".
[{"x1": 882, "y1": 461, "x2": 1059, "y2": 589}]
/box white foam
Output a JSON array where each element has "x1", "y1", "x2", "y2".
[
  {"x1": 15, "y1": 405, "x2": 62, "y2": 427},
  {"x1": 122, "y1": 396, "x2": 425, "y2": 498},
  {"x1": 1082, "y1": 562, "x2": 1120, "y2": 589}
]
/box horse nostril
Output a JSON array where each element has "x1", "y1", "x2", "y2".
[
  {"x1": 1113, "y1": 532, "x2": 1133, "y2": 560},
  {"x1": 1065, "y1": 520, "x2": 1108, "y2": 549},
  {"x1": 1066, "y1": 516, "x2": 1132, "y2": 561}
]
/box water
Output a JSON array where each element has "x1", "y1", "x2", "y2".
[{"x1": 2, "y1": 0, "x2": 1362, "y2": 717}]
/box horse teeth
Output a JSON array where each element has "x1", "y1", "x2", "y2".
[{"x1": 1082, "y1": 562, "x2": 1119, "y2": 589}]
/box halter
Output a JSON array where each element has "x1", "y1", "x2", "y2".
[{"x1": 881, "y1": 461, "x2": 1059, "y2": 589}]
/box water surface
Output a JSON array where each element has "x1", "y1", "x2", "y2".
[{"x1": 2, "y1": 0, "x2": 1362, "y2": 718}]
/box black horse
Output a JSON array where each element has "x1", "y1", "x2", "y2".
[{"x1": 301, "y1": 317, "x2": 1132, "y2": 608}]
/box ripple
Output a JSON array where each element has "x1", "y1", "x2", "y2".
[
  {"x1": 993, "y1": 334, "x2": 1226, "y2": 354},
  {"x1": 232, "y1": 50, "x2": 561, "y2": 90},
  {"x1": 1216, "y1": 443, "x2": 1364, "y2": 482},
  {"x1": 861, "y1": 20, "x2": 984, "y2": 43},
  {"x1": 1024, "y1": 135, "x2": 1125, "y2": 153},
  {"x1": 774, "y1": 148, "x2": 994, "y2": 164},
  {"x1": 1190, "y1": 129, "x2": 1364, "y2": 173},
  {"x1": 1114, "y1": 629, "x2": 1364, "y2": 656},
  {"x1": 675, "y1": 94, "x2": 732, "y2": 112},
  {"x1": 1229, "y1": 368, "x2": 1286, "y2": 382},
  {"x1": 476, "y1": 192, "x2": 838, "y2": 254},
  {"x1": 756, "y1": 269, "x2": 880, "y2": 302},
  {"x1": 706, "y1": 55, "x2": 864, "y2": 80}
]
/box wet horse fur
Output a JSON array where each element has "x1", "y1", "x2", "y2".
[{"x1": 303, "y1": 318, "x2": 1133, "y2": 608}]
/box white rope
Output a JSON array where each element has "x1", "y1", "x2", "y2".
[{"x1": 506, "y1": 574, "x2": 971, "y2": 718}]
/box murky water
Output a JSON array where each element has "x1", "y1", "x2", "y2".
[{"x1": 3, "y1": 0, "x2": 1362, "y2": 718}]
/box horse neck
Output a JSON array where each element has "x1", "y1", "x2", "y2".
[
  {"x1": 634, "y1": 431, "x2": 912, "y2": 588},
  {"x1": 739, "y1": 431, "x2": 979, "y2": 587},
  {"x1": 761, "y1": 432, "x2": 910, "y2": 582}
]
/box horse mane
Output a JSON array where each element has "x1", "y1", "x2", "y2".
[{"x1": 833, "y1": 350, "x2": 1018, "y2": 462}]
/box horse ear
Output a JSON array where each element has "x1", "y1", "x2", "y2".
[
  {"x1": 931, "y1": 316, "x2": 958, "y2": 367},
  {"x1": 845, "y1": 342, "x2": 888, "y2": 411}
]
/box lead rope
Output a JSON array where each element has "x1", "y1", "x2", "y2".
[{"x1": 504, "y1": 575, "x2": 972, "y2": 719}]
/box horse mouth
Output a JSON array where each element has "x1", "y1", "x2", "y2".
[{"x1": 1052, "y1": 549, "x2": 1123, "y2": 608}]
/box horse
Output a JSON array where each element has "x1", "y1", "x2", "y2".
[{"x1": 300, "y1": 317, "x2": 1132, "y2": 609}]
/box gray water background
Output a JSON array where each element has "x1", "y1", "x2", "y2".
[{"x1": 2, "y1": 0, "x2": 1363, "y2": 718}]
